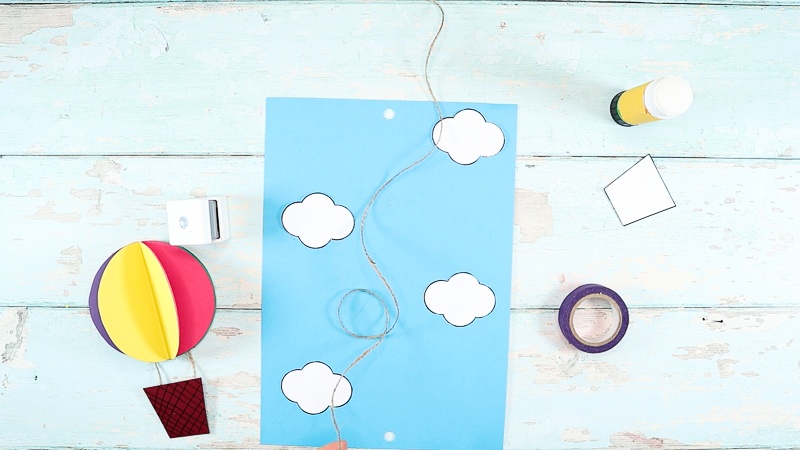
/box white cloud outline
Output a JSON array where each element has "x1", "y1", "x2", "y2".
[
  {"x1": 432, "y1": 109, "x2": 506, "y2": 165},
  {"x1": 423, "y1": 272, "x2": 496, "y2": 327},
  {"x1": 280, "y1": 361, "x2": 352, "y2": 415},
  {"x1": 281, "y1": 193, "x2": 355, "y2": 249}
]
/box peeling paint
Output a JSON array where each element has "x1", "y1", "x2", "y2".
[
  {"x1": 674, "y1": 343, "x2": 729, "y2": 360},
  {"x1": 91, "y1": 218, "x2": 122, "y2": 227},
  {"x1": 210, "y1": 327, "x2": 243, "y2": 338},
  {"x1": 716, "y1": 358, "x2": 738, "y2": 378},
  {"x1": 561, "y1": 427, "x2": 594, "y2": 443},
  {"x1": 718, "y1": 295, "x2": 745, "y2": 305},
  {"x1": 190, "y1": 187, "x2": 207, "y2": 198},
  {"x1": 208, "y1": 371, "x2": 259, "y2": 389},
  {"x1": 1, "y1": 309, "x2": 26, "y2": 363},
  {"x1": 0, "y1": 308, "x2": 33, "y2": 368},
  {"x1": 2, "y1": 189, "x2": 41, "y2": 198},
  {"x1": 716, "y1": 23, "x2": 768, "y2": 39},
  {"x1": 584, "y1": 361, "x2": 629, "y2": 384},
  {"x1": 228, "y1": 414, "x2": 258, "y2": 427},
  {"x1": 49, "y1": 34, "x2": 67, "y2": 46},
  {"x1": 85, "y1": 159, "x2": 123, "y2": 185},
  {"x1": 196, "y1": 437, "x2": 263, "y2": 449},
  {"x1": 515, "y1": 189, "x2": 553, "y2": 243},
  {"x1": 70, "y1": 188, "x2": 101, "y2": 201},
  {"x1": 0, "y1": 6, "x2": 76, "y2": 45},
  {"x1": 516, "y1": 346, "x2": 630, "y2": 385},
  {"x1": 133, "y1": 186, "x2": 163, "y2": 196},
  {"x1": 87, "y1": 202, "x2": 103, "y2": 217},
  {"x1": 599, "y1": 18, "x2": 645, "y2": 37},
  {"x1": 57, "y1": 245, "x2": 83, "y2": 275},
  {"x1": 156, "y1": 3, "x2": 254, "y2": 18},
  {"x1": 699, "y1": 402, "x2": 800, "y2": 428},
  {"x1": 26, "y1": 201, "x2": 80, "y2": 223},
  {"x1": 608, "y1": 432, "x2": 719, "y2": 449}
]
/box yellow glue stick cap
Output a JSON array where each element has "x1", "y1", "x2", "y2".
[{"x1": 644, "y1": 76, "x2": 693, "y2": 119}]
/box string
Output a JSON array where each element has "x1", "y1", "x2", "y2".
[
  {"x1": 188, "y1": 350, "x2": 198, "y2": 379},
  {"x1": 153, "y1": 352, "x2": 197, "y2": 386},
  {"x1": 154, "y1": 362, "x2": 163, "y2": 385},
  {"x1": 330, "y1": 1, "x2": 445, "y2": 448}
]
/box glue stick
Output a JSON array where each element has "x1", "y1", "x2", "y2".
[{"x1": 610, "y1": 76, "x2": 693, "y2": 126}]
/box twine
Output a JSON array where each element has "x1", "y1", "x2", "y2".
[
  {"x1": 152, "y1": 350, "x2": 198, "y2": 385},
  {"x1": 330, "y1": 1, "x2": 445, "y2": 448},
  {"x1": 188, "y1": 350, "x2": 198, "y2": 379}
]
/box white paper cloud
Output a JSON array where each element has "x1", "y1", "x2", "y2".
[
  {"x1": 424, "y1": 272, "x2": 496, "y2": 327},
  {"x1": 281, "y1": 361, "x2": 352, "y2": 414},
  {"x1": 432, "y1": 109, "x2": 505, "y2": 165},
  {"x1": 282, "y1": 193, "x2": 354, "y2": 248}
]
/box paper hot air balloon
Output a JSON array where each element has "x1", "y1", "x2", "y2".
[{"x1": 88, "y1": 241, "x2": 216, "y2": 363}]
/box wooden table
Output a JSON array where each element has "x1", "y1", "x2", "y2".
[{"x1": 1, "y1": 1, "x2": 799, "y2": 448}]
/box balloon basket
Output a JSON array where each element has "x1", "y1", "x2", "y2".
[{"x1": 143, "y1": 377, "x2": 210, "y2": 439}]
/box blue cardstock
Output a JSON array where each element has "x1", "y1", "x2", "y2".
[{"x1": 261, "y1": 98, "x2": 517, "y2": 450}]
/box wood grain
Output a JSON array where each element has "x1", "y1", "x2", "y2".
[
  {"x1": 2, "y1": 1, "x2": 799, "y2": 448},
  {"x1": 3, "y1": 0, "x2": 799, "y2": 8},
  {"x1": 2, "y1": 156, "x2": 798, "y2": 310},
  {"x1": 1, "y1": 3, "x2": 799, "y2": 158},
  {"x1": 0, "y1": 306, "x2": 798, "y2": 449}
]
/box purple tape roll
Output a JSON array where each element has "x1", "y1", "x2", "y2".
[{"x1": 558, "y1": 284, "x2": 628, "y2": 353}]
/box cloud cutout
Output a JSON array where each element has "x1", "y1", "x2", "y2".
[
  {"x1": 424, "y1": 272, "x2": 496, "y2": 327},
  {"x1": 282, "y1": 193, "x2": 354, "y2": 249},
  {"x1": 432, "y1": 109, "x2": 505, "y2": 165},
  {"x1": 281, "y1": 361, "x2": 352, "y2": 414}
]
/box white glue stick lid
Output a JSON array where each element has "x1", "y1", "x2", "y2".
[{"x1": 644, "y1": 76, "x2": 693, "y2": 119}]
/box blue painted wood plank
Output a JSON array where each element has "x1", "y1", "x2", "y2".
[
  {"x1": 1, "y1": 306, "x2": 797, "y2": 449},
  {"x1": 0, "y1": 307, "x2": 264, "y2": 449},
  {"x1": 3, "y1": 0, "x2": 799, "y2": 7},
  {"x1": 512, "y1": 156, "x2": 800, "y2": 309},
  {"x1": 0, "y1": 156, "x2": 264, "y2": 310},
  {"x1": 1, "y1": 3, "x2": 799, "y2": 157},
  {"x1": 1, "y1": 155, "x2": 798, "y2": 309},
  {"x1": 504, "y1": 306, "x2": 800, "y2": 449}
]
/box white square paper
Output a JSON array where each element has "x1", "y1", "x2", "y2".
[{"x1": 605, "y1": 155, "x2": 675, "y2": 225}]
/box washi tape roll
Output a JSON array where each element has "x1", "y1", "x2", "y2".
[{"x1": 558, "y1": 284, "x2": 628, "y2": 353}]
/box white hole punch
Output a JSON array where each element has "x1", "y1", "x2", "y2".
[{"x1": 166, "y1": 196, "x2": 230, "y2": 246}]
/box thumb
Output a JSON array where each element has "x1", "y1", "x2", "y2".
[{"x1": 319, "y1": 441, "x2": 347, "y2": 450}]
